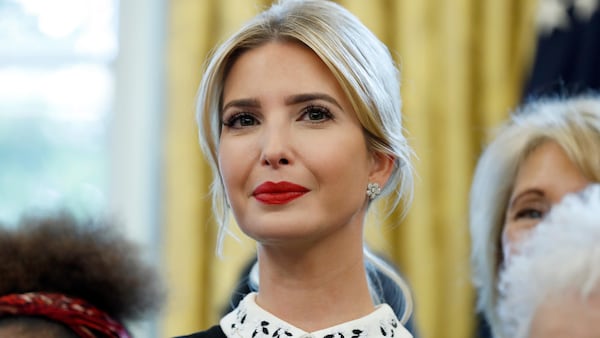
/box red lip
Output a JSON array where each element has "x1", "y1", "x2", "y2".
[{"x1": 253, "y1": 181, "x2": 309, "y2": 205}]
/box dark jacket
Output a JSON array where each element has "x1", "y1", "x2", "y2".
[{"x1": 175, "y1": 325, "x2": 225, "y2": 338}]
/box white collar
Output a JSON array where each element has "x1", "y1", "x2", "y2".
[{"x1": 221, "y1": 293, "x2": 413, "y2": 338}]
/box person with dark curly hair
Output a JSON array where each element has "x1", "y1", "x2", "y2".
[{"x1": 0, "y1": 211, "x2": 164, "y2": 338}]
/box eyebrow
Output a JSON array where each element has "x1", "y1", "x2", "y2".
[
  {"x1": 284, "y1": 93, "x2": 343, "y2": 110},
  {"x1": 508, "y1": 189, "x2": 545, "y2": 209},
  {"x1": 222, "y1": 93, "x2": 344, "y2": 113},
  {"x1": 222, "y1": 98, "x2": 260, "y2": 113}
]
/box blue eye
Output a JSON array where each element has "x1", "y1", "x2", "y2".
[
  {"x1": 223, "y1": 113, "x2": 259, "y2": 129},
  {"x1": 515, "y1": 208, "x2": 544, "y2": 220}
]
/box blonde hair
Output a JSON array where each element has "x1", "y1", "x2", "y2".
[
  {"x1": 469, "y1": 94, "x2": 600, "y2": 337},
  {"x1": 196, "y1": 0, "x2": 414, "y2": 253}
]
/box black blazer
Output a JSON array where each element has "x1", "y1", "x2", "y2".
[{"x1": 175, "y1": 325, "x2": 226, "y2": 338}]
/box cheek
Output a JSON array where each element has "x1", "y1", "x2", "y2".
[
  {"x1": 316, "y1": 141, "x2": 370, "y2": 185},
  {"x1": 217, "y1": 141, "x2": 248, "y2": 195},
  {"x1": 501, "y1": 222, "x2": 537, "y2": 264},
  {"x1": 217, "y1": 150, "x2": 232, "y2": 185}
]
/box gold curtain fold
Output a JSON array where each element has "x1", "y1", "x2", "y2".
[
  {"x1": 163, "y1": 1, "x2": 215, "y2": 335},
  {"x1": 163, "y1": 1, "x2": 539, "y2": 337}
]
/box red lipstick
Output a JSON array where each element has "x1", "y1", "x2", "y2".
[{"x1": 252, "y1": 181, "x2": 309, "y2": 205}]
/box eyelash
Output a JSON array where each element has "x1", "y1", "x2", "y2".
[
  {"x1": 512, "y1": 199, "x2": 552, "y2": 222},
  {"x1": 514, "y1": 208, "x2": 545, "y2": 220},
  {"x1": 222, "y1": 112, "x2": 258, "y2": 128},
  {"x1": 300, "y1": 105, "x2": 333, "y2": 122},
  {"x1": 221, "y1": 105, "x2": 334, "y2": 128}
]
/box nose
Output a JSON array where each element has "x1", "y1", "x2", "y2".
[{"x1": 260, "y1": 125, "x2": 292, "y2": 168}]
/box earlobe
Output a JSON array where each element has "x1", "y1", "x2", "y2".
[
  {"x1": 369, "y1": 152, "x2": 395, "y2": 188},
  {"x1": 366, "y1": 182, "x2": 382, "y2": 200}
]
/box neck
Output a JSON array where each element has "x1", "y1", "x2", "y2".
[{"x1": 255, "y1": 241, "x2": 375, "y2": 331}]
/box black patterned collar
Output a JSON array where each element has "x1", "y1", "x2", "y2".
[{"x1": 221, "y1": 293, "x2": 413, "y2": 338}]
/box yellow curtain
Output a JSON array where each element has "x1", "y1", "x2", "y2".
[{"x1": 163, "y1": 1, "x2": 539, "y2": 338}]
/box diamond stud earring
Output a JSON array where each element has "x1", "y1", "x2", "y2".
[{"x1": 366, "y1": 182, "x2": 381, "y2": 200}]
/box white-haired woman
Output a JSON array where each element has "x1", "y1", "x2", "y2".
[
  {"x1": 469, "y1": 94, "x2": 600, "y2": 337},
  {"x1": 497, "y1": 184, "x2": 600, "y2": 338}
]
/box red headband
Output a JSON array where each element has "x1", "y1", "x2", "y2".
[{"x1": 0, "y1": 292, "x2": 130, "y2": 338}]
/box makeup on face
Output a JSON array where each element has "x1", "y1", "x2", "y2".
[{"x1": 252, "y1": 181, "x2": 310, "y2": 205}]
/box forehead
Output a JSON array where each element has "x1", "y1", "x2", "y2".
[
  {"x1": 222, "y1": 41, "x2": 345, "y2": 101},
  {"x1": 222, "y1": 41, "x2": 354, "y2": 112},
  {"x1": 511, "y1": 141, "x2": 589, "y2": 203}
]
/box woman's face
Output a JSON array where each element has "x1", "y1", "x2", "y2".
[
  {"x1": 502, "y1": 141, "x2": 590, "y2": 260},
  {"x1": 218, "y1": 41, "x2": 391, "y2": 247}
]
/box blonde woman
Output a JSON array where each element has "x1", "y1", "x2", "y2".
[{"x1": 178, "y1": 0, "x2": 416, "y2": 337}]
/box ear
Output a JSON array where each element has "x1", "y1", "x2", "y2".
[{"x1": 368, "y1": 151, "x2": 395, "y2": 188}]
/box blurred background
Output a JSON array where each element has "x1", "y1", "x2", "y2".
[{"x1": 1, "y1": 0, "x2": 598, "y2": 337}]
